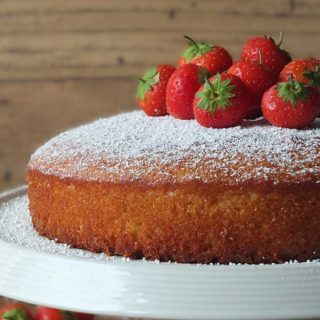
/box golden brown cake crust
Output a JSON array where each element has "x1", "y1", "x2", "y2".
[
  {"x1": 28, "y1": 169, "x2": 320, "y2": 264},
  {"x1": 27, "y1": 112, "x2": 320, "y2": 264}
]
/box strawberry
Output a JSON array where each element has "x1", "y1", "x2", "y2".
[
  {"x1": 137, "y1": 64, "x2": 175, "y2": 116},
  {"x1": 0, "y1": 303, "x2": 33, "y2": 320},
  {"x1": 304, "y1": 64, "x2": 320, "y2": 89},
  {"x1": 193, "y1": 73, "x2": 253, "y2": 128},
  {"x1": 241, "y1": 32, "x2": 292, "y2": 75},
  {"x1": 166, "y1": 63, "x2": 209, "y2": 119},
  {"x1": 178, "y1": 36, "x2": 232, "y2": 75},
  {"x1": 261, "y1": 78, "x2": 320, "y2": 128},
  {"x1": 35, "y1": 307, "x2": 93, "y2": 320},
  {"x1": 227, "y1": 54, "x2": 277, "y2": 118},
  {"x1": 279, "y1": 59, "x2": 320, "y2": 85},
  {"x1": 35, "y1": 307, "x2": 65, "y2": 320},
  {"x1": 73, "y1": 314, "x2": 94, "y2": 320}
]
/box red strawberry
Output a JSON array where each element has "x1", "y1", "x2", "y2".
[
  {"x1": 74, "y1": 314, "x2": 94, "y2": 320},
  {"x1": 227, "y1": 56, "x2": 277, "y2": 118},
  {"x1": 166, "y1": 63, "x2": 209, "y2": 119},
  {"x1": 279, "y1": 59, "x2": 320, "y2": 85},
  {"x1": 261, "y1": 78, "x2": 320, "y2": 128},
  {"x1": 35, "y1": 307, "x2": 93, "y2": 320},
  {"x1": 178, "y1": 36, "x2": 232, "y2": 75},
  {"x1": 241, "y1": 32, "x2": 291, "y2": 75},
  {"x1": 193, "y1": 73, "x2": 253, "y2": 128},
  {"x1": 0, "y1": 303, "x2": 33, "y2": 320},
  {"x1": 35, "y1": 307, "x2": 66, "y2": 320},
  {"x1": 137, "y1": 64, "x2": 175, "y2": 116}
]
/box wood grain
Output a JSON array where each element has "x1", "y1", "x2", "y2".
[
  {"x1": 0, "y1": 0, "x2": 320, "y2": 191},
  {"x1": 0, "y1": 0, "x2": 318, "y2": 81},
  {"x1": 0, "y1": 78, "x2": 135, "y2": 190}
]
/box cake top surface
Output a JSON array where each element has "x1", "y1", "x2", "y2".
[{"x1": 29, "y1": 111, "x2": 320, "y2": 187}]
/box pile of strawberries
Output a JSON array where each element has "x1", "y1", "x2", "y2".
[
  {"x1": 0, "y1": 303, "x2": 93, "y2": 320},
  {"x1": 137, "y1": 33, "x2": 320, "y2": 129}
]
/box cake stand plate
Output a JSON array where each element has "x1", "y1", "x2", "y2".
[{"x1": 0, "y1": 187, "x2": 320, "y2": 320}]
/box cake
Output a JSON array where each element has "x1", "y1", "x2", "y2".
[{"x1": 27, "y1": 111, "x2": 320, "y2": 264}]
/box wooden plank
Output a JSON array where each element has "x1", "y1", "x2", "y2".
[
  {"x1": 0, "y1": 9, "x2": 319, "y2": 34},
  {"x1": 294, "y1": 0, "x2": 320, "y2": 15},
  {"x1": 0, "y1": 29, "x2": 313, "y2": 54},
  {"x1": 0, "y1": 0, "x2": 317, "y2": 81},
  {"x1": 0, "y1": 31, "x2": 317, "y2": 81},
  {"x1": 0, "y1": 78, "x2": 136, "y2": 191},
  {"x1": 0, "y1": 0, "x2": 292, "y2": 16}
]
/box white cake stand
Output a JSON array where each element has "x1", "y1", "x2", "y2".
[{"x1": 0, "y1": 187, "x2": 320, "y2": 320}]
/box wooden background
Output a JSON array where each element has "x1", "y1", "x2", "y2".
[{"x1": 0, "y1": 0, "x2": 320, "y2": 191}]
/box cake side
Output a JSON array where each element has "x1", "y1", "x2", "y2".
[{"x1": 28, "y1": 169, "x2": 320, "y2": 264}]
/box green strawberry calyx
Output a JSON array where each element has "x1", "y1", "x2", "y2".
[
  {"x1": 137, "y1": 67, "x2": 159, "y2": 101},
  {"x1": 303, "y1": 64, "x2": 320, "y2": 87},
  {"x1": 3, "y1": 309, "x2": 28, "y2": 320},
  {"x1": 196, "y1": 74, "x2": 236, "y2": 113},
  {"x1": 276, "y1": 76, "x2": 309, "y2": 106},
  {"x1": 182, "y1": 35, "x2": 213, "y2": 62}
]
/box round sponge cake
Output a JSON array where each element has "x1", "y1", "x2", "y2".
[{"x1": 27, "y1": 111, "x2": 320, "y2": 264}]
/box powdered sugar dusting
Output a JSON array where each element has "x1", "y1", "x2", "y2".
[{"x1": 29, "y1": 111, "x2": 320, "y2": 186}]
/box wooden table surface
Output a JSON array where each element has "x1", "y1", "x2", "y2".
[{"x1": 0, "y1": 0, "x2": 319, "y2": 191}]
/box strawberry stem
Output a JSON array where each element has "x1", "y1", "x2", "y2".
[
  {"x1": 288, "y1": 73, "x2": 294, "y2": 83},
  {"x1": 138, "y1": 77, "x2": 146, "y2": 83},
  {"x1": 277, "y1": 31, "x2": 284, "y2": 47},
  {"x1": 258, "y1": 50, "x2": 263, "y2": 65},
  {"x1": 205, "y1": 77, "x2": 214, "y2": 92},
  {"x1": 184, "y1": 35, "x2": 199, "y2": 49},
  {"x1": 182, "y1": 36, "x2": 212, "y2": 62},
  {"x1": 264, "y1": 31, "x2": 292, "y2": 62},
  {"x1": 196, "y1": 74, "x2": 236, "y2": 113}
]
